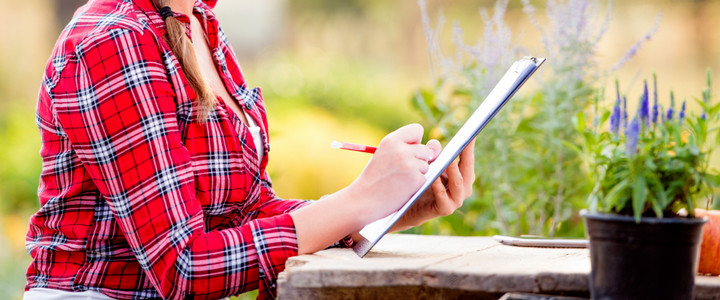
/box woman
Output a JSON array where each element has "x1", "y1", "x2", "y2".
[{"x1": 24, "y1": 0, "x2": 475, "y2": 299}]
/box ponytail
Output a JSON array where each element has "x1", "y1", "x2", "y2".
[{"x1": 153, "y1": 0, "x2": 215, "y2": 121}]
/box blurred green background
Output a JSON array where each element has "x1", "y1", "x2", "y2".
[{"x1": 1, "y1": 0, "x2": 719, "y2": 299}]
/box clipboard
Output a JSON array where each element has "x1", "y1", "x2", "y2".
[{"x1": 353, "y1": 56, "x2": 546, "y2": 257}]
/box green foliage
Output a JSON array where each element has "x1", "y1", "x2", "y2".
[
  {"x1": 580, "y1": 71, "x2": 720, "y2": 221},
  {"x1": 288, "y1": 0, "x2": 388, "y2": 14},
  {"x1": 251, "y1": 52, "x2": 419, "y2": 133},
  {"x1": 0, "y1": 101, "x2": 41, "y2": 214},
  {"x1": 0, "y1": 101, "x2": 39, "y2": 300},
  {"x1": 230, "y1": 289, "x2": 258, "y2": 300},
  {"x1": 408, "y1": 0, "x2": 656, "y2": 237}
]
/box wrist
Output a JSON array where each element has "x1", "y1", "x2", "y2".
[
  {"x1": 328, "y1": 185, "x2": 374, "y2": 229},
  {"x1": 291, "y1": 187, "x2": 369, "y2": 254}
]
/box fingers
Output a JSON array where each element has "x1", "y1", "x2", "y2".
[
  {"x1": 412, "y1": 144, "x2": 434, "y2": 162},
  {"x1": 459, "y1": 139, "x2": 476, "y2": 195},
  {"x1": 440, "y1": 139, "x2": 476, "y2": 211},
  {"x1": 398, "y1": 138, "x2": 475, "y2": 223},
  {"x1": 426, "y1": 139, "x2": 442, "y2": 161},
  {"x1": 387, "y1": 124, "x2": 434, "y2": 172},
  {"x1": 444, "y1": 159, "x2": 465, "y2": 202},
  {"x1": 430, "y1": 178, "x2": 455, "y2": 216},
  {"x1": 430, "y1": 178, "x2": 454, "y2": 216},
  {"x1": 417, "y1": 160, "x2": 430, "y2": 175}
]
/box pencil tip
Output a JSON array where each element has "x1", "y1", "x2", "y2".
[{"x1": 330, "y1": 141, "x2": 342, "y2": 149}]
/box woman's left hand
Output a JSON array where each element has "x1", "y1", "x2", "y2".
[{"x1": 391, "y1": 138, "x2": 476, "y2": 231}]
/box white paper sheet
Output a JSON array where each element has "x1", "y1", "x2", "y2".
[{"x1": 353, "y1": 57, "x2": 546, "y2": 257}]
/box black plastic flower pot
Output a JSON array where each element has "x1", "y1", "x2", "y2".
[{"x1": 582, "y1": 212, "x2": 706, "y2": 300}]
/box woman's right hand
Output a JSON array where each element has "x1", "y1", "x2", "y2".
[
  {"x1": 291, "y1": 123, "x2": 436, "y2": 254},
  {"x1": 346, "y1": 123, "x2": 436, "y2": 223}
]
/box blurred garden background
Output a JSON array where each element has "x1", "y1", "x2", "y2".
[{"x1": 1, "y1": 0, "x2": 719, "y2": 299}]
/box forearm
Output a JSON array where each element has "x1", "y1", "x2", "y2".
[{"x1": 290, "y1": 187, "x2": 372, "y2": 254}]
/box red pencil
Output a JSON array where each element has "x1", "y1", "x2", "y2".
[{"x1": 331, "y1": 141, "x2": 377, "y2": 154}]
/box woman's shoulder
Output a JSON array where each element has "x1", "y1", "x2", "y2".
[
  {"x1": 55, "y1": 0, "x2": 158, "y2": 57},
  {"x1": 42, "y1": 0, "x2": 165, "y2": 97}
]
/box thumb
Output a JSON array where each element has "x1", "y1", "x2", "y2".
[{"x1": 389, "y1": 123, "x2": 424, "y2": 144}]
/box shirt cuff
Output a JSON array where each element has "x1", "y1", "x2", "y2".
[
  {"x1": 327, "y1": 234, "x2": 356, "y2": 249},
  {"x1": 249, "y1": 213, "x2": 298, "y2": 300}
]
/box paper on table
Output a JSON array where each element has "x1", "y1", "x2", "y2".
[
  {"x1": 493, "y1": 235, "x2": 589, "y2": 248},
  {"x1": 353, "y1": 57, "x2": 546, "y2": 257}
]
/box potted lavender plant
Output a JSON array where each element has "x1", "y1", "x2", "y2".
[{"x1": 578, "y1": 71, "x2": 718, "y2": 299}]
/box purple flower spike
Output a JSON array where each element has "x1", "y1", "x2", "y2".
[
  {"x1": 651, "y1": 79, "x2": 658, "y2": 124},
  {"x1": 623, "y1": 96, "x2": 628, "y2": 128},
  {"x1": 652, "y1": 102, "x2": 658, "y2": 125},
  {"x1": 653, "y1": 74, "x2": 658, "y2": 109},
  {"x1": 639, "y1": 81, "x2": 650, "y2": 127},
  {"x1": 614, "y1": 80, "x2": 621, "y2": 128},
  {"x1": 625, "y1": 116, "x2": 640, "y2": 156},
  {"x1": 611, "y1": 98, "x2": 621, "y2": 135},
  {"x1": 667, "y1": 91, "x2": 675, "y2": 121},
  {"x1": 679, "y1": 100, "x2": 686, "y2": 122}
]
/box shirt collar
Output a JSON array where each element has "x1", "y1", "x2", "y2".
[
  {"x1": 132, "y1": 0, "x2": 217, "y2": 11},
  {"x1": 203, "y1": 0, "x2": 217, "y2": 9},
  {"x1": 133, "y1": 0, "x2": 219, "y2": 43}
]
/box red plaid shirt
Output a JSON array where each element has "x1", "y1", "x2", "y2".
[{"x1": 25, "y1": 0, "x2": 339, "y2": 299}]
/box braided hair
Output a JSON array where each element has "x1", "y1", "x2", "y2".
[{"x1": 152, "y1": 0, "x2": 215, "y2": 120}]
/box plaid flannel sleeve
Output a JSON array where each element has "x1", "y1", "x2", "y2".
[
  {"x1": 50, "y1": 27, "x2": 297, "y2": 299},
  {"x1": 252, "y1": 171, "x2": 355, "y2": 249},
  {"x1": 252, "y1": 170, "x2": 310, "y2": 217}
]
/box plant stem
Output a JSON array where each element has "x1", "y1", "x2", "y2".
[{"x1": 549, "y1": 148, "x2": 565, "y2": 237}]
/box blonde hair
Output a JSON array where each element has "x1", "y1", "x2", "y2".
[{"x1": 153, "y1": 0, "x2": 214, "y2": 120}]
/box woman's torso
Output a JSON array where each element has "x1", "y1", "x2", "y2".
[{"x1": 25, "y1": 0, "x2": 273, "y2": 297}]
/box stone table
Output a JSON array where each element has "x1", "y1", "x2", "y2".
[{"x1": 277, "y1": 234, "x2": 720, "y2": 299}]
